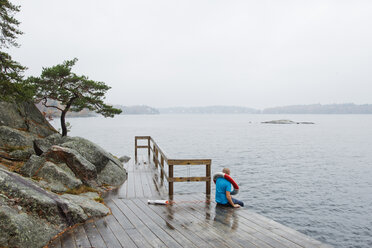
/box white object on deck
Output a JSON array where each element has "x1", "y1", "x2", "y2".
[{"x1": 148, "y1": 199, "x2": 169, "y2": 205}]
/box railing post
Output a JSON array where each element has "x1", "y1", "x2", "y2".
[
  {"x1": 154, "y1": 147, "x2": 158, "y2": 168},
  {"x1": 147, "y1": 137, "x2": 151, "y2": 157},
  {"x1": 135, "y1": 137, "x2": 138, "y2": 164},
  {"x1": 206, "y1": 161, "x2": 211, "y2": 196},
  {"x1": 160, "y1": 156, "x2": 164, "y2": 184},
  {"x1": 169, "y1": 164, "x2": 174, "y2": 196}
]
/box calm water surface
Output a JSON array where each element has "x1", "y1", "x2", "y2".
[{"x1": 52, "y1": 114, "x2": 372, "y2": 248}]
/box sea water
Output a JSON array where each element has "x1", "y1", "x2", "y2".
[{"x1": 51, "y1": 114, "x2": 372, "y2": 248}]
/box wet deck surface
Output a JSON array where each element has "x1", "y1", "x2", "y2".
[{"x1": 48, "y1": 158, "x2": 332, "y2": 248}]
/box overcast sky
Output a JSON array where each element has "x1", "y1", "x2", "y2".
[{"x1": 9, "y1": 0, "x2": 372, "y2": 109}]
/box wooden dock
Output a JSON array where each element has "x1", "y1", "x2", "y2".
[{"x1": 48, "y1": 156, "x2": 332, "y2": 248}]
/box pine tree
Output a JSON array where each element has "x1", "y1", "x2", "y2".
[
  {"x1": 0, "y1": 0, "x2": 28, "y2": 101},
  {"x1": 26, "y1": 58, "x2": 122, "y2": 136}
]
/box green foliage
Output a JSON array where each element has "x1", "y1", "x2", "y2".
[
  {"x1": 0, "y1": 0, "x2": 28, "y2": 102},
  {"x1": 0, "y1": 0, "x2": 23, "y2": 48},
  {"x1": 26, "y1": 58, "x2": 122, "y2": 135},
  {"x1": 0, "y1": 51, "x2": 29, "y2": 101}
]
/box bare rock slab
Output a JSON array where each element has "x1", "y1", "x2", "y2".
[{"x1": 43, "y1": 145, "x2": 97, "y2": 182}]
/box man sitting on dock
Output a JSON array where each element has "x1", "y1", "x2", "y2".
[{"x1": 215, "y1": 168, "x2": 244, "y2": 208}]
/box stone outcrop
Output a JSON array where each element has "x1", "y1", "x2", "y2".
[
  {"x1": 0, "y1": 101, "x2": 127, "y2": 248},
  {"x1": 44, "y1": 145, "x2": 98, "y2": 183},
  {"x1": 61, "y1": 137, "x2": 122, "y2": 173},
  {"x1": 0, "y1": 101, "x2": 56, "y2": 138},
  {"x1": 0, "y1": 168, "x2": 110, "y2": 248},
  {"x1": 36, "y1": 161, "x2": 83, "y2": 193}
]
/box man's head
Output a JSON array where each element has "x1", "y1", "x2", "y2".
[{"x1": 222, "y1": 168, "x2": 230, "y2": 175}]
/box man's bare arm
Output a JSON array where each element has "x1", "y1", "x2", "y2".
[{"x1": 226, "y1": 191, "x2": 240, "y2": 208}]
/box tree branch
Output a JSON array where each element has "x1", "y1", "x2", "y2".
[{"x1": 41, "y1": 98, "x2": 63, "y2": 111}]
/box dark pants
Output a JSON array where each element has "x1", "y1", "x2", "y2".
[{"x1": 217, "y1": 198, "x2": 244, "y2": 207}]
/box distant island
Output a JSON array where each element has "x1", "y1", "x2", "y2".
[
  {"x1": 159, "y1": 106, "x2": 260, "y2": 114},
  {"x1": 37, "y1": 102, "x2": 372, "y2": 117},
  {"x1": 114, "y1": 105, "x2": 160, "y2": 115},
  {"x1": 262, "y1": 103, "x2": 372, "y2": 114},
  {"x1": 159, "y1": 104, "x2": 372, "y2": 114}
]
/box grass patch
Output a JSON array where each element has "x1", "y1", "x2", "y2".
[
  {"x1": 65, "y1": 185, "x2": 98, "y2": 195},
  {"x1": 1, "y1": 145, "x2": 28, "y2": 153},
  {"x1": 31, "y1": 176, "x2": 42, "y2": 182},
  {"x1": 94, "y1": 197, "x2": 104, "y2": 203},
  {"x1": 0, "y1": 159, "x2": 24, "y2": 173}
]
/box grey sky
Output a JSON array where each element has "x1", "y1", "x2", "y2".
[{"x1": 10, "y1": 0, "x2": 372, "y2": 109}]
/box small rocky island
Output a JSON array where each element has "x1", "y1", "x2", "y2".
[
  {"x1": 0, "y1": 101, "x2": 128, "y2": 248},
  {"x1": 261, "y1": 119, "x2": 315, "y2": 124}
]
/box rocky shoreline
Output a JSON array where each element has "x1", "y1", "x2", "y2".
[
  {"x1": 261, "y1": 119, "x2": 315, "y2": 124},
  {"x1": 0, "y1": 101, "x2": 128, "y2": 248}
]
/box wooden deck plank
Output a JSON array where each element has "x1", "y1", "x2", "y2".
[
  {"x1": 106, "y1": 200, "x2": 135, "y2": 230},
  {"x1": 146, "y1": 166, "x2": 164, "y2": 197},
  {"x1": 113, "y1": 198, "x2": 168, "y2": 248},
  {"x1": 174, "y1": 194, "x2": 263, "y2": 248},
  {"x1": 117, "y1": 177, "x2": 128, "y2": 198},
  {"x1": 238, "y1": 210, "x2": 326, "y2": 248},
  {"x1": 124, "y1": 199, "x2": 183, "y2": 248},
  {"x1": 193, "y1": 193, "x2": 330, "y2": 248},
  {"x1": 95, "y1": 218, "x2": 123, "y2": 248},
  {"x1": 73, "y1": 225, "x2": 91, "y2": 248},
  {"x1": 132, "y1": 198, "x2": 198, "y2": 248},
  {"x1": 145, "y1": 196, "x2": 235, "y2": 248},
  {"x1": 60, "y1": 229, "x2": 76, "y2": 248},
  {"x1": 107, "y1": 200, "x2": 153, "y2": 248},
  {"x1": 126, "y1": 227, "x2": 154, "y2": 248},
  {"x1": 134, "y1": 172, "x2": 144, "y2": 198},
  {"x1": 83, "y1": 221, "x2": 107, "y2": 248},
  {"x1": 52, "y1": 156, "x2": 331, "y2": 248},
  {"x1": 142, "y1": 198, "x2": 212, "y2": 248},
  {"x1": 104, "y1": 214, "x2": 137, "y2": 248},
  {"x1": 185, "y1": 194, "x2": 297, "y2": 248},
  {"x1": 140, "y1": 172, "x2": 153, "y2": 197},
  {"x1": 127, "y1": 170, "x2": 135, "y2": 198}
]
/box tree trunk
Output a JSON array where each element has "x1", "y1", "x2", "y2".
[
  {"x1": 61, "y1": 110, "x2": 68, "y2": 136},
  {"x1": 60, "y1": 97, "x2": 76, "y2": 136}
]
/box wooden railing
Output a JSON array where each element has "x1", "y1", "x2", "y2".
[{"x1": 135, "y1": 136, "x2": 211, "y2": 196}]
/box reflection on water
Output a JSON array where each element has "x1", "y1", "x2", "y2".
[{"x1": 58, "y1": 114, "x2": 372, "y2": 248}]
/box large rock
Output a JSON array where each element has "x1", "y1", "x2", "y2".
[
  {"x1": 0, "y1": 126, "x2": 35, "y2": 148},
  {"x1": 97, "y1": 160, "x2": 127, "y2": 186},
  {"x1": 20, "y1": 155, "x2": 45, "y2": 177},
  {"x1": 0, "y1": 126, "x2": 36, "y2": 160},
  {"x1": 60, "y1": 193, "x2": 110, "y2": 218},
  {"x1": 43, "y1": 145, "x2": 97, "y2": 183},
  {"x1": 33, "y1": 133, "x2": 71, "y2": 155},
  {"x1": 0, "y1": 168, "x2": 113, "y2": 248},
  {"x1": 0, "y1": 199, "x2": 59, "y2": 248},
  {"x1": 21, "y1": 155, "x2": 82, "y2": 193},
  {"x1": 37, "y1": 162, "x2": 83, "y2": 193},
  {"x1": 61, "y1": 137, "x2": 122, "y2": 172},
  {"x1": 0, "y1": 101, "x2": 56, "y2": 138},
  {"x1": 0, "y1": 168, "x2": 87, "y2": 226}
]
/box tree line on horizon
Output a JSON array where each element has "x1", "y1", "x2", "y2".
[{"x1": 158, "y1": 104, "x2": 372, "y2": 114}]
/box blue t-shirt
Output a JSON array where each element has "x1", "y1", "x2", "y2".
[{"x1": 215, "y1": 177, "x2": 232, "y2": 204}]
